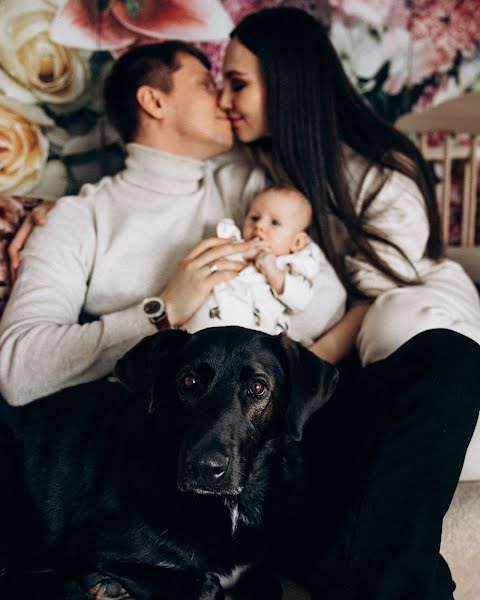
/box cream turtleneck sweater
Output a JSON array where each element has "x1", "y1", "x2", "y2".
[
  {"x1": 0, "y1": 145, "x2": 265, "y2": 404},
  {"x1": 0, "y1": 144, "x2": 345, "y2": 405}
]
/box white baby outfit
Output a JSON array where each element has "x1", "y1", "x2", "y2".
[{"x1": 185, "y1": 219, "x2": 344, "y2": 343}]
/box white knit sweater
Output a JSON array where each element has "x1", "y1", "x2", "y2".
[{"x1": 0, "y1": 144, "x2": 345, "y2": 405}]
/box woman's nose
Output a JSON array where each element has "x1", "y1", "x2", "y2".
[{"x1": 218, "y1": 86, "x2": 231, "y2": 110}]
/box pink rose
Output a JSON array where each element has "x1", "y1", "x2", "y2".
[
  {"x1": 328, "y1": 0, "x2": 407, "y2": 30},
  {"x1": 409, "y1": 0, "x2": 480, "y2": 83}
]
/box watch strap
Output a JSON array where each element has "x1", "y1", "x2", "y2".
[{"x1": 149, "y1": 312, "x2": 171, "y2": 331}]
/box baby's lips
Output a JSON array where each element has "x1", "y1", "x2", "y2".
[{"x1": 249, "y1": 237, "x2": 265, "y2": 246}]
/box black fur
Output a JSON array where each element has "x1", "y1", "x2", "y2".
[{"x1": 0, "y1": 327, "x2": 337, "y2": 600}]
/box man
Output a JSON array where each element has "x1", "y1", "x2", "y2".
[
  {"x1": 0, "y1": 42, "x2": 339, "y2": 405},
  {"x1": 0, "y1": 42, "x2": 258, "y2": 405}
]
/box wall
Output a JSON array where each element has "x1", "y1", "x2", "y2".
[{"x1": 0, "y1": 0, "x2": 479, "y2": 212}]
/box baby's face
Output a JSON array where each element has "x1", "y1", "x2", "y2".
[{"x1": 242, "y1": 189, "x2": 309, "y2": 256}]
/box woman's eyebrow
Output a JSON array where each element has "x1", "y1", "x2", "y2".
[{"x1": 224, "y1": 70, "x2": 244, "y2": 78}]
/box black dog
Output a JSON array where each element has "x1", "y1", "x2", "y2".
[{"x1": 0, "y1": 326, "x2": 337, "y2": 600}]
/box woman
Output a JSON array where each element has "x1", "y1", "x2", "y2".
[{"x1": 218, "y1": 7, "x2": 480, "y2": 600}]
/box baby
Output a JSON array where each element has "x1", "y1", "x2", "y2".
[{"x1": 184, "y1": 185, "x2": 346, "y2": 342}]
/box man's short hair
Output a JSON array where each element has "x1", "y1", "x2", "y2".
[{"x1": 103, "y1": 41, "x2": 211, "y2": 143}]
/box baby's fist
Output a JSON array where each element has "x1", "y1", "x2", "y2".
[{"x1": 255, "y1": 251, "x2": 285, "y2": 294}]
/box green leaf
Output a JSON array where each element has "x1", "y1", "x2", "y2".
[{"x1": 124, "y1": 0, "x2": 141, "y2": 17}]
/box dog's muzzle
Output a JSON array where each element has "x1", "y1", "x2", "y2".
[{"x1": 178, "y1": 446, "x2": 240, "y2": 495}]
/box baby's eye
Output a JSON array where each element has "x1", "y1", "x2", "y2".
[
  {"x1": 249, "y1": 215, "x2": 260, "y2": 222},
  {"x1": 271, "y1": 219, "x2": 281, "y2": 226}
]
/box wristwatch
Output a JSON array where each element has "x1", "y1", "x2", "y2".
[{"x1": 142, "y1": 297, "x2": 171, "y2": 331}]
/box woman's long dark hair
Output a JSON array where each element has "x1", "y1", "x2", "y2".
[{"x1": 232, "y1": 7, "x2": 443, "y2": 299}]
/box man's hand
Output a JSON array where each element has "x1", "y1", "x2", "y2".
[
  {"x1": 8, "y1": 201, "x2": 53, "y2": 283},
  {"x1": 255, "y1": 250, "x2": 285, "y2": 294},
  {"x1": 162, "y1": 237, "x2": 251, "y2": 327}
]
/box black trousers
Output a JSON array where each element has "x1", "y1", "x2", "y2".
[
  {"x1": 1, "y1": 329, "x2": 478, "y2": 600},
  {"x1": 295, "y1": 329, "x2": 480, "y2": 600}
]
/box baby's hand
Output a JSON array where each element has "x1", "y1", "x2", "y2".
[
  {"x1": 255, "y1": 251, "x2": 285, "y2": 294},
  {"x1": 242, "y1": 239, "x2": 270, "y2": 261}
]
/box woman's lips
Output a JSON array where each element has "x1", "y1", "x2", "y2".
[{"x1": 229, "y1": 116, "x2": 242, "y2": 127}]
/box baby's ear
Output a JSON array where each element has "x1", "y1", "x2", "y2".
[{"x1": 290, "y1": 231, "x2": 309, "y2": 253}]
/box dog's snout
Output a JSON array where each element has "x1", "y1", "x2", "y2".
[
  {"x1": 179, "y1": 444, "x2": 238, "y2": 494},
  {"x1": 198, "y1": 450, "x2": 230, "y2": 481}
]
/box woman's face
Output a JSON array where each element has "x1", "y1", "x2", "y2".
[{"x1": 220, "y1": 37, "x2": 269, "y2": 143}]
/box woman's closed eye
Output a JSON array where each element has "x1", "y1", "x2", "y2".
[{"x1": 230, "y1": 78, "x2": 246, "y2": 92}]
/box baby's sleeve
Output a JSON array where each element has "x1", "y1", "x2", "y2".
[{"x1": 275, "y1": 242, "x2": 325, "y2": 313}]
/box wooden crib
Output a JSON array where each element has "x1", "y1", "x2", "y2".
[{"x1": 396, "y1": 91, "x2": 480, "y2": 284}]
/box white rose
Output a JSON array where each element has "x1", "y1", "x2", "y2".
[
  {"x1": 0, "y1": 96, "x2": 66, "y2": 196},
  {"x1": 0, "y1": 0, "x2": 90, "y2": 106},
  {"x1": 330, "y1": 20, "x2": 385, "y2": 80}
]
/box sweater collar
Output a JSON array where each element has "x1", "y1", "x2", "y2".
[{"x1": 122, "y1": 143, "x2": 208, "y2": 195}]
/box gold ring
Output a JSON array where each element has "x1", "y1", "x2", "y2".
[{"x1": 209, "y1": 263, "x2": 218, "y2": 274}]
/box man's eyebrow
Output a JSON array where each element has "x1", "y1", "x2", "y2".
[{"x1": 198, "y1": 72, "x2": 215, "y2": 82}]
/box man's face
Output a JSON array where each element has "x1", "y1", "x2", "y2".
[{"x1": 163, "y1": 53, "x2": 234, "y2": 159}]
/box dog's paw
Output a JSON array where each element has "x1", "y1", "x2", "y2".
[
  {"x1": 89, "y1": 577, "x2": 132, "y2": 600},
  {"x1": 198, "y1": 573, "x2": 225, "y2": 600}
]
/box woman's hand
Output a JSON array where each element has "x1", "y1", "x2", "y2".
[
  {"x1": 162, "y1": 237, "x2": 251, "y2": 327},
  {"x1": 309, "y1": 302, "x2": 371, "y2": 365},
  {"x1": 8, "y1": 201, "x2": 53, "y2": 283}
]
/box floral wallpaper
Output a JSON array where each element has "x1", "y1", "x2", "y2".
[{"x1": 0, "y1": 0, "x2": 479, "y2": 216}]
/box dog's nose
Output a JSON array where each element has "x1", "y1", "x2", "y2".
[{"x1": 198, "y1": 451, "x2": 230, "y2": 482}]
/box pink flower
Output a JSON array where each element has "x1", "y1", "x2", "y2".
[
  {"x1": 223, "y1": 0, "x2": 315, "y2": 26},
  {"x1": 411, "y1": 76, "x2": 461, "y2": 111},
  {"x1": 50, "y1": 0, "x2": 234, "y2": 51},
  {"x1": 328, "y1": 0, "x2": 408, "y2": 30},
  {"x1": 0, "y1": 195, "x2": 23, "y2": 236},
  {"x1": 409, "y1": 0, "x2": 480, "y2": 83},
  {"x1": 198, "y1": 0, "x2": 316, "y2": 83}
]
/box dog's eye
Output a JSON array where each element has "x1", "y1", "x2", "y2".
[
  {"x1": 182, "y1": 375, "x2": 196, "y2": 388},
  {"x1": 248, "y1": 381, "x2": 267, "y2": 397}
]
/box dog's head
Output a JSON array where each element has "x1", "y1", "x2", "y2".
[{"x1": 115, "y1": 327, "x2": 337, "y2": 496}]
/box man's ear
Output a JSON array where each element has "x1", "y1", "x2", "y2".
[
  {"x1": 136, "y1": 85, "x2": 165, "y2": 119},
  {"x1": 114, "y1": 330, "x2": 191, "y2": 408},
  {"x1": 279, "y1": 333, "x2": 338, "y2": 442}
]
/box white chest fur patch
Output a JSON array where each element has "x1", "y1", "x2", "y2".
[
  {"x1": 230, "y1": 503, "x2": 239, "y2": 535},
  {"x1": 216, "y1": 564, "x2": 250, "y2": 589},
  {"x1": 225, "y1": 500, "x2": 252, "y2": 535}
]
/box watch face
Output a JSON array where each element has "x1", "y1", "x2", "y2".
[{"x1": 144, "y1": 300, "x2": 161, "y2": 315}]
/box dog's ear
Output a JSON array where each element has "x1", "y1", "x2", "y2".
[
  {"x1": 114, "y1": 329, "x2": 191, "y2": 404},
  {"x1": 279, "y1": 334, "x2": 338, "y2": 442}
]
